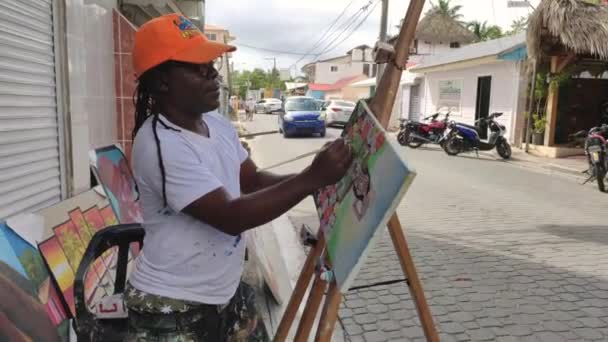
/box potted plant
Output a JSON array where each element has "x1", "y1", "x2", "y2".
[{"x1": 532, "y1": 113, "x2": 546, "y2": 145}]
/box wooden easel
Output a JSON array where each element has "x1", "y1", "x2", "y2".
[{"x1": 274, "y1": 1, "x2": 439, "y2": 341}]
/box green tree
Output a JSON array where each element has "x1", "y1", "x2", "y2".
[
  {"x1": 19, "y1": 249, "x2": 46, "y2": 286},
  {"x1": 231, "y1": 68, "x2": 289, "y2": 99},
  {"x1": 507, "y1": 16, "x2": 528, "y2": 35},
  {"x1": 467, "y1": 20, "x2": 504, "y2": 42},
  {"x1": 428, "y1": 0, "x2": 464, "y2": 20}
]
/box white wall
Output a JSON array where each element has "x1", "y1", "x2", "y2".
[
  {"x1": 417, "y1": 41, "x2": 456, "y2": 57},
  {"x1": 421, "y1": 61, "x2": 522, "y2": 142},
  {"x1": 315, "y1": 56, "x2": 351, "y2": 83},
  {"x1": 205, "y1": 29, "x2": 232, "y2": 82},
  {"x1": 314, "y1": 47, "x2": 376, "y2": 84},
  {"x1": 65, "y1": 0, "x2": 117, "y2": 193}
]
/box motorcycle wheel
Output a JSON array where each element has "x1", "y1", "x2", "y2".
[
  {"x1": 397, "y1": 130, "x2": 409, "y2": 146},
  {"x1": 497, "y1": 140, "x2": 512, "y2": 159},
  {"x1": 407, "y1": 138, "x2": 424, "y2": 148},
  {"x1": 596, "y1": 164, "x2": 606, "y2": 192},
  {"x1": 444, "y1": 135, "x2": 462, "y2": 156}
]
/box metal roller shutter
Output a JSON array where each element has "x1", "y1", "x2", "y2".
[{"x1": 0, "y1": 0, "x2": 64, "y2": 220}]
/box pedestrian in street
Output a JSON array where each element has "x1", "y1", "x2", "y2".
[
  {"x1": 246, "y1": 97, "x2": 255, "y2": 121},
  {"x1": 126, "y1": 13, "x2": 353, "y2": 341}
]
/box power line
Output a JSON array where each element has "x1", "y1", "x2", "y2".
[
  {"x1": 315, "y1": 0, "x2": 380, "y2": 59},
  {"x1": 295, "y1": 0, "x2": 360, "y2": 62},
  {"x1": 292, "y1": 0, "x2": 367, "y2": 69},
  {"x1": 312, "y1": 2, "x2": 371, "y2": 58},
  {"x1": 292, "y1": 0, "x2": 378, "y2": 73},
  {"x1": 234, "y1": 43, "x2": 312, "y2": 56}
]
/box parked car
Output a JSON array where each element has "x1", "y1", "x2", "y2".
[
  {"x1": 278, "y1": 96, "x2": 326, "y2": 138},
  {"x1": 322, "y1": 99, "x2": 356, "y2": 127},
  {"x1": 254, "y1": 98, "x2": 282, "y2": 114},
  {"x1": 314, "y1": 99, "x2": 325, "y2": 110}
]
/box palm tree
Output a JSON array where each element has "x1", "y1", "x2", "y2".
[
  {"x1": 428, "y1": 0, "x2": 464, "y2": 21},
  {"x1": 508, "y1": 16, "x2": 529, "y2": 35},
  {"x1": 467, "y1": 20, "x2": 504, "y2": 42},
  {"x1": 396, "y1": 0, "x2": 465, "y2": 29}
]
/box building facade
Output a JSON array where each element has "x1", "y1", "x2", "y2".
[
  {"x1": 411, "y1": 34, "x2": 528, "y2": 144},
  {"x1": 302, "y1": 45, "x2": 376, "y2": 84}
]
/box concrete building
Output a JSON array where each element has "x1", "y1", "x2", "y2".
[
  {"x1": 301, "y1": 45, "x2": 376, "y2": 84},
  {"x1": 410, "y1": 34, "x2": 528, "y2": 143}
]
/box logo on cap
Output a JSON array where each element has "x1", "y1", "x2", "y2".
[{"x1": 173, "y1": 16, "x2": 200, "y2": 39}]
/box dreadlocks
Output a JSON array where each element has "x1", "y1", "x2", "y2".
[{"x1": 132, "y1": 65, "x2": 181, "y2": 209}]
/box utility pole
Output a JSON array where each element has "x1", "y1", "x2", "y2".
[
  {"x1": 376, "y1": 0, "x2": 389, "y2": 87},
  {"x1": 265, "y1": 56, "x2": 277, "y2": 95}
]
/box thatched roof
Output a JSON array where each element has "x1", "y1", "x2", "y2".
[
  {"x1": 527, "y1": 0, "x2": 608, "y2": 60},
  {"x1": 414, "y1": 13, "x2": 475, "y2": 44}
]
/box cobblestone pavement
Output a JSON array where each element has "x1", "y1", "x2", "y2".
[{"x1": 245, "y1": 116, "x2": 608, "y2": 341}]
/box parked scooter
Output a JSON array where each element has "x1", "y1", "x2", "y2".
[
  {"x1": 572, "y1": 124, "x2": 608, "y2": 192},
  {"x1": 441, "y1": 112, "x2": 512, "y2": 159},
  {"x1": 397, "y1": 112, "x2": 450, "y2": 148}
]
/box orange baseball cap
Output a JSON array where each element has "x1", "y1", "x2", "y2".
[{"x1": 133, "y1": 13, "x2": 236, "y2": 77}]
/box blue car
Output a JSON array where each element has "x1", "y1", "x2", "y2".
[{"x1": 278, "y1": 96, "x2": 326, "y2": 138}]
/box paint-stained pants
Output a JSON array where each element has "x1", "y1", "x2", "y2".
[{"x1": 124, "y1": 282, "x2": 269, "y2": 342}]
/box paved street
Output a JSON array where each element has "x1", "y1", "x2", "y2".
[{"x1": 243, "y1": 114, "x2": 608, "y2": 342}]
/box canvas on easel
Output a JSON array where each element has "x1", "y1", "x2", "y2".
[
  {"x1": 314, "y1": 101, "x2": 415, "y2": 292},
  {"x1": 274, "y1": 1, "x2": 437, "y2": 340}
]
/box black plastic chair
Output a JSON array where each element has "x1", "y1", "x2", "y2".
[{"x1": 73, "y1": 224, "x2": 144, "y2": 341}]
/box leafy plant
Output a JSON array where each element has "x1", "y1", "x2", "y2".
[
  {"x1": 507, "y1": 16, "x2": 529, "y2": 35},
  {"x1": 532, "y1": 113, "x2": 547, "y2": 134},
  {"x1": 428, "y1": 0, "x2": 463, "y2": 20},
  {"x1": 467, "y1": 21, "x2": 504, "y2": 42}
]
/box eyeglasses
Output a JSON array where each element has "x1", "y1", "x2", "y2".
[{"x1": 167, "y1": 61, "x2": 219, "y2": 80}]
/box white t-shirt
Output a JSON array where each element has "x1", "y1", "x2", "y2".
[{"x1": 128, "y1": 111, "x2": 249, "y2": 305}]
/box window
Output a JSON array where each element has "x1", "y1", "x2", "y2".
[
  {"x1": 450, "y1": 42, "x2": 460, "y2": 48},
  {"x1": 372, "y1": 64, "x2": 378, "y2": 77},
  {"x1": 410, "y1": 39, "x2": 418, "y2": 54},
  {"x1": 438, "y1": 80, "x2": 462, "y2": 113},
  {"x1": 206, "y1": 33, "x2": 217, "y2": 41},
  {"x1": 330, "y1": 66, "x2": 338, "y2": 72},
  {"x1": 363, "y1": 64, "x2": 370, "y2": 76},
  {"x1": 285, "y1": 98, "x2": 318, "y2": 111}
]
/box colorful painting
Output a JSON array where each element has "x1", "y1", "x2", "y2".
[
  {"x1": 314, "y1": 101, "x2": 416, "y2": 292},
  {"x1": 91, "y1": 145, "x2": 143, "y2": 224},
  {"x1": 83, "y1": 206, "x2": 119, "y2": 271},
  {"x1": 31, "y1": 189, "x2": 135, "y2": 320},
  {"x1": 1, "y1": 223, "x2": 70, "y2": 340},
  {"x1": 100, "y1": 205, "x2": 119, "y2": 227},
  {"x1": 69, "y1": 208, "x2": 115, "y2": 305},
  {"x1": 39, "y1": 236, "x2": 76, "y2": 317}
]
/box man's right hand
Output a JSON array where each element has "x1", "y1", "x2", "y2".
[{"x1": 305, "y1": 138, "x2": 354, "y2": 189}]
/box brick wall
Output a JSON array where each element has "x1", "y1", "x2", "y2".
[{"x1": 113, "y1": 9, "x2": 137, "y2": 161}]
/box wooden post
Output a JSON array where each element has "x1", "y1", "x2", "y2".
[
  {"x1": 274, "y1": 235, "x2": 325, "y2": 342},
  {"x1": 544, "y1": 56, "x2": 559, "y2": 146},
  {"x1": 294, "y1": 272, "x2": 327, "y2": 342},
  {"x1": 369, "y1": 0, "x2": 426, "y2": 126},
  {"x1": 315, "y1": 281, "x2": 342, "y2": 342},
  {"x1": 387, "y1": 215, "x2": 439, "y2": 341}
]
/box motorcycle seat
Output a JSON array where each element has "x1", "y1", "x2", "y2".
[{"x1": 455, "y1": 123, "x2": 479, "y2": 131}]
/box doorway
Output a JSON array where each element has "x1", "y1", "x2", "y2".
[
  {"x1": 475, "y1": 76, "x2": 492, "y2": 139},
  {"x1": 409, "y1": 84, "x2": 421, "y2": 121}
]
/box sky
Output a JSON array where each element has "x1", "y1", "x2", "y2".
[{"x1": 205, "y1": 0, "x2": 540, "y2": 76}]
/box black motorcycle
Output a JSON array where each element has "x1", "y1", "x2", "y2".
[
  {"x1": 397, "y1": 112, "x2": 450, "y2": 148},
  {"x1": 573, "y1": 124, "x2": 608, "y2": 192}
]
